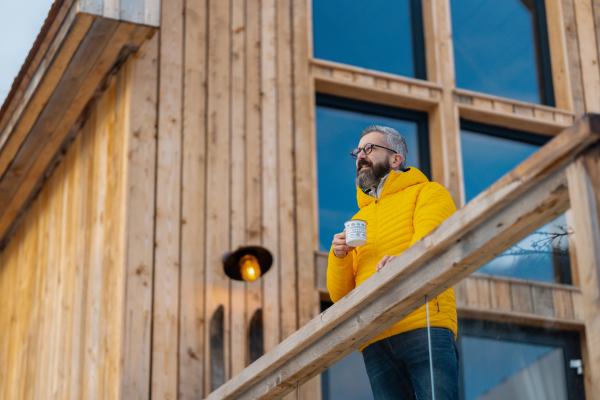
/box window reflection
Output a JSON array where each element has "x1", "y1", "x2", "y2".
[
  {"x1": 313, "y1": 0, "x2": 425, "y2": 78},
  {"x1": 460, "y1": 126, "x2": 571, "y2": 283},
  {"x1": 461, "y1": 336, "x2": 568, "y2": 400},
  {"x1": 451, "y1": 0, "x2": 553, "y2": 104},
  {"x1": 316, "y1": 96, "x2": 428, "y2": 251}
]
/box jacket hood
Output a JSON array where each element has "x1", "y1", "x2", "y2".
[{"x1": 356, "y1": 167, "x2": 429, "y2": 209}]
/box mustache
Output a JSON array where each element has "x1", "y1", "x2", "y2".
[{"x1": 357, "y1": 159, "x2": 373, "y2": 172}]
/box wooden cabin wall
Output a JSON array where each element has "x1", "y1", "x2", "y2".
[
  {"x1": 0, "y1": 35, "x2": 158, "y2": 400},
  {"x1": 152, "y1": 0, "x2": 319, "y2": 399}
]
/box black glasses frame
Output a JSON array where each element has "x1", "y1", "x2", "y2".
[{"x1": 350, "y1": 143, "x2": 398, "y2": 159}]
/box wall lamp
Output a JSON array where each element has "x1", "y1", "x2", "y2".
[{"x1": 223, "y1": 246, "x2": 273, "y2": 282}]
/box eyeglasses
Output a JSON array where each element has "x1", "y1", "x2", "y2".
[{"x1": 350, "y1": 143, "x2": 398, "y2": 159}]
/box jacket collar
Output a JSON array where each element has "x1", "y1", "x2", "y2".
[{"x1": 356, "y1": 167, "x2": 428, "y2": 209}]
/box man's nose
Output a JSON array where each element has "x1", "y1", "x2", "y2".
[{"x1": 356, "y1": 149, "x2": 367, "y2": 160}]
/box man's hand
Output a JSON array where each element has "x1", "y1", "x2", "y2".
[
  {"x1": 332, "y1": 231, "x2": 355, "y2": 258},
  {"x1": 376, "y1": 255, "x2": 397, "y2": 272}
]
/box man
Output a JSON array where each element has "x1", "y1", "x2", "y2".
[{"x1": 327, "y1": 125, "x2": 459, "y2": 400}]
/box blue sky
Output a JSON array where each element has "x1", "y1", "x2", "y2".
[{"x1": 0, "y1": 0, "x2": 55, "y2": 105}]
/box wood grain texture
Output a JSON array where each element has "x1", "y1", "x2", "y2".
[
  {"x1": 151, "y1": 0, "x2": 184, "y2": 398},
  {"x1": 261, "y1": 0, "x2": 281, "y2": 353},
  {"x1": 205, "y1": 0, "x2": 232, "y2": 393},
  {"x1": 0, "y1": 68, "x2": 133, "y2": 399},
  {"x1": 245, "y1": 0, "x2": 265, "y2": 372},
  {"x1": 179, "y1": 0, "x2": 208, "y2": 398},
  {"x1": 422, "y1": 0, "x2": 465, "y2": 207},
  {"x1": 563, "y1": 0, "x2": 586, "y2": 117},
  {"x1": 574, "y1": 0, "x2": 600, "y2": 112},
  {"x1": 546, "y1": 0, "x2": 574, "y2": 111},
  {"x1": 121, "y1": 36, "x2": 158, "y2": 400},
  {"x1": 567, "y1": 147, "x2": 600, "y2": 398},
  {"x1": 230, "y1": 0, "x2": 248, "y2": 379}
]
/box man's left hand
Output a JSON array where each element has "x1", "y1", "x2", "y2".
[{"x1": 376, "y1": 255, "x2": 396, "y2": 272}]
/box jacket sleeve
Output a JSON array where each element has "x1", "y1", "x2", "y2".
[
  {"x1": 326, "y1": 247, "x2": 356, "y2": 303},
  {"x1": 410, "y1": 182, "x2": 457, "y2": 247}
]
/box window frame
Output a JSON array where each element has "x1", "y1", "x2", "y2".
[{"x1": 316, "y1": 93, "x2": 431, "y2": 179}]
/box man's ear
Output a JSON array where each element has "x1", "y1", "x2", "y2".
[{"x1": 392, "y1": 154, "x2": 402, "y2": 170}]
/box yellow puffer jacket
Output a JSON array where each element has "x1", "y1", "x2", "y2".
[{"x1": 327, "y1": 167, "x2": 457, "y2": 352}]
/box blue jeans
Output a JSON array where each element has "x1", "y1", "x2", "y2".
[{"x1": 362, "y1": 328, "x2": 459, "y2": 400}]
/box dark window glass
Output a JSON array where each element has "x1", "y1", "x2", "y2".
[
  {"x1": 321, "y1": 302, "x2": 373, "y2": 400},
  {"x1": 316, "y1": 94, "x2": 429, "y2": 252},
  {"x1": 210, "y1": 305, "x2": 225, "y2": 391},
  {"x1": 313, "y1": 0, "x2": 426, "y2": 79},
  {"x1": 458, "y1": 319, "x2": 584, "y2": 400},
  {"x1": 451, "y1": 0, "x2": 554, "y2": 105},
  {"x1": 461, "y1": 122, "x2": 571, "y2": 283}
]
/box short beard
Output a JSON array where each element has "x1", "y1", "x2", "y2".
[{"x1": 355, "y1": 158, "x2": 392, "y2": 190}]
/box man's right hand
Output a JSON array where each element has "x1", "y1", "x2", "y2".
[{"x1": 332, "y1": 231, "x2": 356, "y2": 258}]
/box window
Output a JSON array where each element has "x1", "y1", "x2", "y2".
[
  {"x1": 316, "y1": 94, "x2": 430, "y2": 251},
  {"x1": 451, "y1": 0, "x2": 554, "y2": 105},
  {"x1": 312, "y1": 0, "x2": 426, "y2": 79},
  {"x1": 321, "y1": 301, "x2": 373, "y2": 400},
  {"x1": 460, "y1": 121, "x2": 571, "y2": 283},
  {"x1": 458, "y1": 319, "x2": 584, "y2": 400}
]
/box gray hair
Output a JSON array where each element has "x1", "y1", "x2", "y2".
[{"x1": 361, "y1": 125, "x2": 408, "y2": 170}]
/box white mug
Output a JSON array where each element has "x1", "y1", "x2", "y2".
[{"x1": 344, "y1": 219, "x2": 367, "y2": 247}]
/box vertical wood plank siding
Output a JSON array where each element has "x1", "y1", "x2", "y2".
[{"x1": 0, "y1": 46, "x2": 157, "y2": 398}]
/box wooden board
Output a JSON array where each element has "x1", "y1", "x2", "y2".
[
  {"x1": 566, "y1": 146, "x2": 600, "y2": 397},
  {"x1": 179, "y1": 0, "x2": 208, "y2": 398},
  {"x1": 573, "y1": 0, "x2": 600, "y2": 112},
  {"x1": 120, "y1": 35, "x2": 158, "y2": 400},
  {"x1": 204, "y1": 0, "x2": 232, "y2": 393},
  {"x1": 230, "y1": 0, "x2": 248, "y2": 379},
  {"x1": 261, "y1": 0, "x2": 281, "y2": 354},
  {"x1": 151, "y1": 0, "x2": 184, "y2": 398}
]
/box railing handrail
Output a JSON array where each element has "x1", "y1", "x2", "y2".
[{"x1": 205, "y1": 115, "x2": 600, "y2": 400}]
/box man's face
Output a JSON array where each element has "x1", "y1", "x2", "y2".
[{"x1": 355, "y1": 132, "x2": 393, "y2": 190}]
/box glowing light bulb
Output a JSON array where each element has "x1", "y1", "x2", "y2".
[{"x1": 239, "y1": 254, "x2": 261, "y2": 281}]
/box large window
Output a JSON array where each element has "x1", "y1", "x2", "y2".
[
  {"x1": 316, "y1": 94, "x2": 429, "y2": 251},
  {"x1": 460, "y1": 121, "x2": 571, "y2": 283},
  {"x1": 458, "y1": 319, "x2": 584, "y2": 400},
  {"x1": 451, "y1": 0, "x2": 554, "y2": 105},
  {"x1": 312, "y1": 0, "x2": 426, "y2": 79}
]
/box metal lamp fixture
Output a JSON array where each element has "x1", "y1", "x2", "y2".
[{"x1": 223, "y1": 246, "x2": 273, "y2": 282}]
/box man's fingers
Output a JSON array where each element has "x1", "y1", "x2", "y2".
[{"x1": 376, "y1": 255, "x2": 396, "y2": 272}]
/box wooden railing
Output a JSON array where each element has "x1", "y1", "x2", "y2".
[{"x1": 205, "y1": 115, "x2": 600, "y2": 400}]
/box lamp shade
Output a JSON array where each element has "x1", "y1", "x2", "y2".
[{"x1": 223, "y1": 246, "x2": 273, "y2": 281}]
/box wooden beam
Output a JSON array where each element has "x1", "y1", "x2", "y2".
[
  {"x1": 562, "y1": 0, "x2": 586, "y2": 117},
  {"x1": 120, "y1": 35, "x2": 158, "y2": 400},
  {"x1": 454, "y1": 88, "x2": 575, "y2": 134},
  {"x1": 573, "y1": 0, "x2": 600, "y2": 112},
  {"x1": 0, "y1": 5, "x2": 93, "y2": 179},
  {"x1": 293, "y1": 1, "x2": 321, "y2": 398},
  {"x1": 151, "y1": 0, "x2": 184, "y2": 398},
  {"x1": 230, "y1": 0, "x2": 247, "y2": 380},
  {"x1": 545, "y1": 0, "x2": 574, "y2": 111},
  {"x1": 179, "y1": 0, "x2": 208, "y2": 397},
  {"x1": 311, "y1": 59, "x2": 442, "y2": 112},
  {"x1": 0, "y1": 0, "x2": 76, "y2": 135},
  {"x1": 421, "y1": 0, "x2": 465, "y2": 207},
  {"x1": 206, "y1": 115, "x2": 600, "y2": 400},
  {"x1": 204, "y1": 0, "x2": 232, "y2": 393},
  {"x1": 566, "y1": 145, "x2": 600, "y2": 399}
]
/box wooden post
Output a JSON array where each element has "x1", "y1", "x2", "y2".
[
  {"x1": 421, "y1": 0, "x2": 465, "y2": 207},
  {"x1": 566, "y1": 145, "x2": 600, "y2": 399}
]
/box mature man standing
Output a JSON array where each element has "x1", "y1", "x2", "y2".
[{"x1": 327, "y1": 125, "x2": 459, "y2": 400}]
